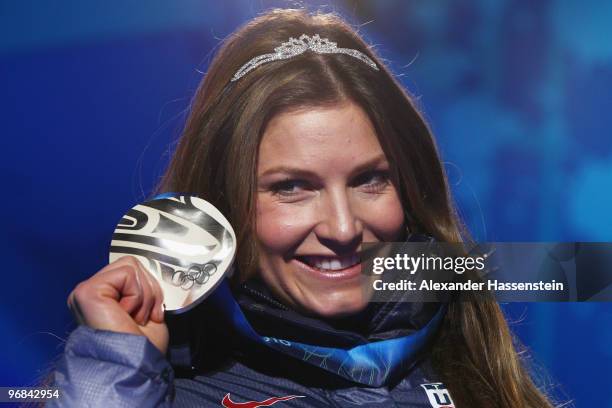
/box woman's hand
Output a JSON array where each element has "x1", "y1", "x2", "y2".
[{"x1": 67, "y1": 256, "x2": 169, "y2": 355}]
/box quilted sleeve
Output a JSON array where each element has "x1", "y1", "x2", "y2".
[{"x1": 47, "y1": 325, "x2": 175, "y2": 408}]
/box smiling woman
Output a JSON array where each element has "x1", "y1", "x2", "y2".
[
  {"x1": 49, "y1": 8, "x2": 557, "y2": 408},
  {"x1": 256, "y1": 104, "x2": 405, "y2": 317}
]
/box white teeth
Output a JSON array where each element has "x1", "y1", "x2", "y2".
[{"x1": 301, "y1": 255, "x2": 360, "y2": 271}]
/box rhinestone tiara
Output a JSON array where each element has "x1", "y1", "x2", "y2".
[{"x1": 230, "y1": 34, "x2": 379, "y2": 82}]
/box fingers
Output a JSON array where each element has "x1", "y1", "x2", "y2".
[
  {"x1": 114, "y1": 257, "x2": 163, "y2": 326},
  {"x1": 68, "y1": 256, "x2": 165, "y2": 328},
  {"x1": 134, "y1": 267, "x2": 153, "y2": 325},
  {"x1": 144, "y1": 267, "x2": 165, "y2": 323},
  {"x1": 120, "y1": 257, "x2": 165, "y2": 325},
  {"x1": 132, "y1": 259, "x2": 165, "y2": 324}
]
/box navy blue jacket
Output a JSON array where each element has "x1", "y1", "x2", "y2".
[{"x1": 49, "y1": 280, "x2": 455, "y2": 407}]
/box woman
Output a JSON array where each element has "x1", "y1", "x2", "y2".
[{"x1": 51, "y1": 9, "x2": 556, "y2": 408}]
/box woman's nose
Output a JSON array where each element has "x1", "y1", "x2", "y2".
[{"x1": 314, "y1": 189, "x2": 363, "y2": 248}]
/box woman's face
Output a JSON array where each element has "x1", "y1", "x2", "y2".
[{"x1": 255, "y1": 102, "x2": 405, "y2": 318}]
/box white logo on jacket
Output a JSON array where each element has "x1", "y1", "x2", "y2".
[{"x1": 420, "y1": 383, "x2": 455, "y2": 408}]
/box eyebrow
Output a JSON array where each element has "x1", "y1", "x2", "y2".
[{"x1": 258, "y1": 154, "x2": 389, "y2": 178}]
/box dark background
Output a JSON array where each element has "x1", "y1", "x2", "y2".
[{"x1": 1, "y1": 1, "x2": 611, "y2": 406}]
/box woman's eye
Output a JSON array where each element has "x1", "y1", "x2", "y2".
[
  {"x1": 270, "y1": 179, "x2": 310, "y2": 197},
  {"x1": 354, "y1": 170, "x2": 390, "y2": 193}
]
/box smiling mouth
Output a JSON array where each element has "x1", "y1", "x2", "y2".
[{"x1": 295, "y1": 254, "x2": 360, "y2": 272}]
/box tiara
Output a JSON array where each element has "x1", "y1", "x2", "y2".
[{"x1": 230, "y1": 34, "x2": 379, "y2": 82}]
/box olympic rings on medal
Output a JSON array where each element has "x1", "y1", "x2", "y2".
[{"x1": 171, "y1": 262, "x2": 218, "y2": 290}]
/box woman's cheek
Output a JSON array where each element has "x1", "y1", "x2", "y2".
[
  {"x1": 255, "y1": 198, "x2": 314, "y2": 251},
  {"x1": 358, "y1": 192, "x2": 405, "y2": 240},
  {"x1": 380, "y1": 196, "x2": 405, "y2": 238}
]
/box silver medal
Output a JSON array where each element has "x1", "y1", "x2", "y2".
[{"x1": 109, "y1": 195, "x2": 236, "y2": 314}]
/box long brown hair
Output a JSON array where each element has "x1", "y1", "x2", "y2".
[{"x1": 158, "y1": 8, "x2": 556, "y2": 408}]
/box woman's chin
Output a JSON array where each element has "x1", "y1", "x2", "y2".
[{"x1": 298, "y1": 290, "x2": 370, "y2": 319}]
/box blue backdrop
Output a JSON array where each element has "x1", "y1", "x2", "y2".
[{"x1": 1, "y1": 1, "x2": 610, "y2": 406}]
